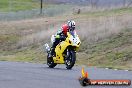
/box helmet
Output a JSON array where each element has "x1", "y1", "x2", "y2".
[
  {"x1": 62, "y1": 24, "x2": 69, "y2": 35},
  {"x1": 67, "y1": 20, "x2": 75, "y2": 31}
]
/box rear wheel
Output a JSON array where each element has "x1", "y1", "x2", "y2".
[
  {"x1": 47, "y1": 54, "x2": 57, "y2": 68},
  {"x1": 65, "y1": 50, "x2": 76, "y2": 69}
]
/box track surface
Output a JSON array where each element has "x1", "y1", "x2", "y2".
[{"x1": 0, "y1": 61, "x2": 131, "y2": 88}]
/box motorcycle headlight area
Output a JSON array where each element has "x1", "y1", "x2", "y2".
[{"x1": 69, "y1": 36, "x2": 80, "y2": 46}]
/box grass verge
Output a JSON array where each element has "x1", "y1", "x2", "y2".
[
  {"x1": 77, "y1": 29, "x2": 132, "y2": 70},
  {"x1": 0, "y1": 0, "x2": 40, "y2": 12}
]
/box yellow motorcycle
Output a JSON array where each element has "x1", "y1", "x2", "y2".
[{"x1": 44, "y1": 31, "x2": 81, "y2": 69}]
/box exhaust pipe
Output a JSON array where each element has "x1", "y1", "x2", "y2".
[{"x1": 44, "y1": 43, "x2": 50, "y2": 53}]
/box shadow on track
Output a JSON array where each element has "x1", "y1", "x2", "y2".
[{"x1": 42, "y1": 66, "x2": 77, "y2": 72}]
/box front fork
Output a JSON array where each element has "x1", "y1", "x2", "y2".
[{"x1": 66, "y1": 49, "x2": 76, "y2": 61}]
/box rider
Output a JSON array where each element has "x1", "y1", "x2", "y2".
[{"x1": 51, "y1": 20, "x2": 76, "y2": 56}]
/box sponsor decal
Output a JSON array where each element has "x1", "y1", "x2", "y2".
[{"x1": 79, "y1": 68, "x2": 131, "y2": 86}]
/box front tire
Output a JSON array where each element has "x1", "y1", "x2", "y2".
[
  {"x1": 47, "y1": 54, "x2": 57, "y2": 68},
  {"x1": 65, "y1": 51, "x2": 76, "y2": 69}
]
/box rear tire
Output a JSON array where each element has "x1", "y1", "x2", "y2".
[
  {"x1": 47, "y1": 54, "x2": 57, "y2": 68},
  {"x1": 65, "y1": 51, "x2": 76, "y2": 69}
]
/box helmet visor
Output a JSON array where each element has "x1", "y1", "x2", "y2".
[{"x1": 70, "y1": 26, "x2": 75, "y2": 31}]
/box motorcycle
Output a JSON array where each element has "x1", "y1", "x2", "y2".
[{"x1": 44, "y1": 31, "x2": 81, "y2": 69}]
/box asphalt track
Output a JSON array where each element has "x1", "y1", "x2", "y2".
[{"x1": 0, "y1": 61, "x2": 132, "y2": 88}]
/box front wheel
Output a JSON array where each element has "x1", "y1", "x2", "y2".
[
  {"x1": 65, "y1": 50, "x2": 76, "y2": 69},
  {"x1": 47, "y1": 54, "x2": 57, "y2": 68}
]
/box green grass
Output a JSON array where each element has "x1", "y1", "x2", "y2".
[
  {"x1": 77, "y1": 7, "x2": 132, "y2": 18},
  {"x1": 0, "y1": 0, "x2": 40, "y2": 12},
  {"x1": 77, "y1": 29, "x2": 132, "y2": 70},
  {"x1": 0, "y1": 47, "x2": 46, "y2": 63},
  {"x1": 0, "y1": 33, "x2": 46, "y2": 63}
]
